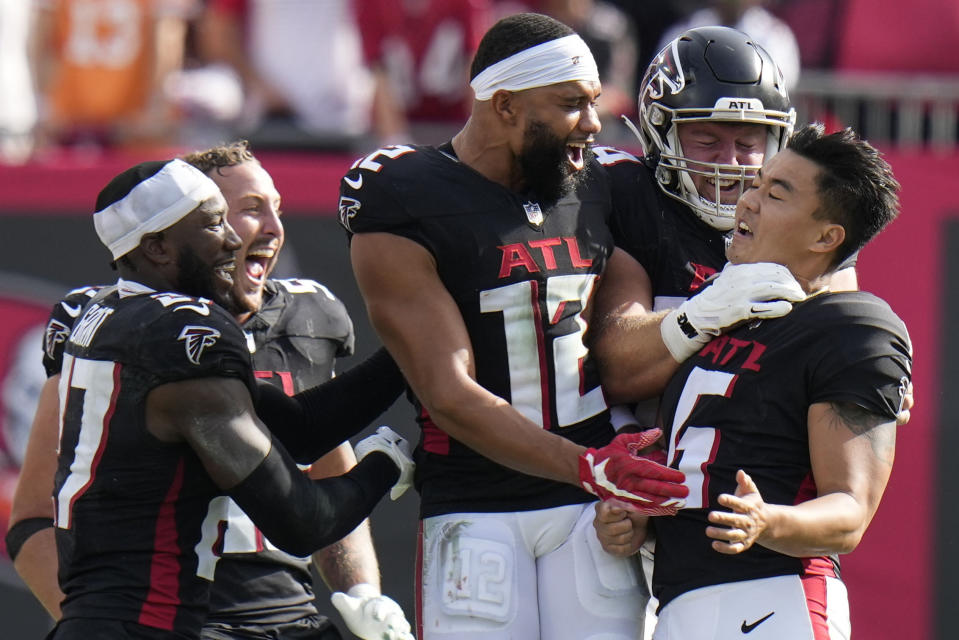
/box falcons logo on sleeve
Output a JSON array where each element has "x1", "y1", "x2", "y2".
[
  {"x1": 178, "y1": 326, "x2": 222, "y2": 365},
  {"x1": 338, "y1": 196, "x2": 361, "y2": 232},
  {"x1": 45, "y1": 319, "x2": 71, "y2": 360}
]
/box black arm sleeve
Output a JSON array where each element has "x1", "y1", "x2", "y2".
[
  {"x1": 253, "y1": 346, "x2": 405, "y2": 463},
  {"x1": 229, "y1": 438, "x2": 400, "y2": 557}
]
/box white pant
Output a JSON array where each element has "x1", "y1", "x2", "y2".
[
  {"x1": 654, "y1": 574, "x2": 851, "y2": 640},
  {"x1": 417, "y1": 503, "x2": 647, "y2": 639}
]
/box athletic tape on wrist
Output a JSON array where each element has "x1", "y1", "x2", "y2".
[{"x1": 660, "y1": 308, "x2": 704, "y2": 362}]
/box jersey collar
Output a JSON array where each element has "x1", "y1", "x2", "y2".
[{"x1": 117, "y1": 278, "x2": 155, "y2": 298}]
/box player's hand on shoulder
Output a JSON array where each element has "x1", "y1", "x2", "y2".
[
  {"x1": 354, "y1": 426, "x2": 414, "y2": 500},
  {"x1": 661, "y1": 262, "x2": 806, "y2": 361},
  {"x1": 578, "y1": 428, "x2": 689, "y2": 515},
  {"x1": 706, "y1": 469, "x2": 769, "y2": 555},
  {"x1": 330, "y1": 583, "x2": 415, "y2": 640}
]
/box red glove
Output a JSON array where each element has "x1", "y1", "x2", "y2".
[{"x1": 578, "y1": 429, "x2": 688, "y2": 516}]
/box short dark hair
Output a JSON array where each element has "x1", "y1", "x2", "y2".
[
  {"x1": 181, "y1": 140, "x2": 257, "y2": 176},
  {"x1": 786, "y1": 124, "x2": 901, "y2": 268},
  {"x1": 469, "y1": 13, "x2": 574, "y2": 81}
]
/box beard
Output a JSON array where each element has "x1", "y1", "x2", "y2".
[
  {"x1": 517, "y1": 119, "x2": 593, "y2": 204},
  {"x1": 227, "y1": 282, "x2": 262, "y2": 319},
  {"x1": 175, "y1": 244, "x2": 236, "y2": 311}
]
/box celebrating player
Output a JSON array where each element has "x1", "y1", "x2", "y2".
[
  {"x1": 8, "y1": 143, "x2": 414, "y2": 640},
  {"x1": 587, "y1": 27, "x2": 847, "y2": 632},
  {"x1": 339, "y1": 12, "x2": 806, "y2": 639},
  {"x1": 7, "y1": 158, "x2": 413, "y2": 640},
  {"x1": 595, "y1": 124, "x2": 911, "y2": 640},
  {"x1": 183, "y1": 142, "x2": 412, "y2": 640}
]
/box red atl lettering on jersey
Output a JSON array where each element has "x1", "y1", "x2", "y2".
[
  {"x1": 498, "y1": 237, "x2": 592, "y2": 278},
  {"x1": 698, "y1": 335, "x2": 766, "y2": 372}
]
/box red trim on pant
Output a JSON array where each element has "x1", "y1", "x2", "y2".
[{"x1": 801, "y1": 573, "x2": 831, "y2": 639}]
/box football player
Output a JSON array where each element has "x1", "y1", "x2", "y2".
[
  {"x1": 596, "y1": 125, "x2": 911, "y2": 640},
  {"x1": 6, "y1": 158, "x2": 414, "y2": 640},
  {"x1": 588, "y1": 28, "x2": 916, "y2": 637},
  {"x1": 589, "y1": 27, "x2": 840, "y2": 634},
  {"x1": 338, "y1": 13, "x2": 806, "y2": 640},
  {"x1": 8, "y1": 143, "x2": 414, "y2": 640},
  {"x1": 183, "y1": 142, "x2": 413, "y2": 640},
  {"x1": 592, "y1": 26, "x2": 855, "y2": 407}
]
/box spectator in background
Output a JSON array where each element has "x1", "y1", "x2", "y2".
[
  {"x1": 357, "y1": 0, "x2": 491, "y2": 146},
  {"x1": 772, "y1": 0, "x2": 847, "y2": 70},
  {"x1": 33, "y1": 0, "x2": 193, "y2": 151},
  {"x1": 198, "y1": 0, "x2": 373, "y2": 150},
  {"x1": 536, "y1": 0, "x2": 638, "y2": 135},
  {"x1": 0, "y1": 0, "x2": 39, "y2": 164},
  {"x1": 658, "y1": 0, "x2": 801, "y2": 91},
  {"x1": 602, "y1": 0, "x2": 699, "y2": 92}
]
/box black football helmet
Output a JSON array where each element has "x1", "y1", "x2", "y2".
[{"x1": 636, "y1": 26, "x2": 796, "y2": 230}]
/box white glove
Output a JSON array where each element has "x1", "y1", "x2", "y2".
[
  {"x1": 661, "y1": 262, "x2": 806, "y2": 361},
  {"x1": 354, "y1": 426, "x2": 414, "y2": 500},
  {"x1": 331, "y1": 583, "x2": 415, "y2": 640}
]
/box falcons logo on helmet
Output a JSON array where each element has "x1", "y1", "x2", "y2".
[
  {"x1": 45, "y1": 319, "x2": 71, "y2": 360},
  {"x1": 178, "y1": 325, "x2": 222, "y2": 365}
]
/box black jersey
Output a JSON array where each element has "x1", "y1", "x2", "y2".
[
  {"x1": 596, "y1": 146, "x2": 729, "y2": 311},
  {"x1": 54, "y1": 280, "x2": 256, "y2": 637},
  {"x1": 202, "y1": 278, "x2": 354, "y2": 626},
  {"x1": 42, "y1": 285, "x2": 104, "y2": 377},
  {"x1": 596, "y1": 145, "x2": 857, "y2": 295},
  {"x1": 340, "y1": 143, "x2": 616, "y2": 517},
  {"x1": 652, "y1": 291, "x2": 911, "y2": 610}
]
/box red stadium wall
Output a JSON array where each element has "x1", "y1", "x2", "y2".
[
  {"x1": 836, "y1": 0, "x2": 959, "y2": 73},
  {"x1": 841, "y1": 148, "x2": 952, "y2": 640},
  {"x1": 0, "y1": 148, "x2": 954, "y2": 638}
]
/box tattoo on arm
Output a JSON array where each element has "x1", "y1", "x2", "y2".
[{"x1": 825, "y1": 402, "x2": 896, "y2": 466}]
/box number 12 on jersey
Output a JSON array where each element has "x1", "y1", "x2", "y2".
[{"x1": 480, "y1": 274, "x2": 607, "y2": 431}]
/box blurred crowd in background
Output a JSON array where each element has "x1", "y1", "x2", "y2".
[
  {"x1": 0, "y1": 4, "x2": 956, "y2": 637},
  {"x1": 1, "y1": 0, "x2": 958, "y2": 167},
  {"x1": 0, "y1": 0, "x2": 957, "y2": 481}
]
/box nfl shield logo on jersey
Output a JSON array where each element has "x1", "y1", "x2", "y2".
[{"x1": 523, "y1": 201, "x2": 544, "y2": 227}]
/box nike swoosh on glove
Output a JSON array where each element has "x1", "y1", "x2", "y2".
[
  {"x1": 661, "y1": 261, "x2": 806, "y2": 362},
  {"x1": 331, "y1": 583, "x2": 415, "y2": 640},
  {"x1": 354, "y1": 426, "x2": 414, "y2": 500},
  {"x1": 578, "y1": 428, "x2": 688, "y2": 516}
]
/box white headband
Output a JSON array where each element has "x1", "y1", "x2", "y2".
[
  {"x1": 94, "y1": 159, "x2": 221, "y2": 260},
  {"x1": 470, "y1": 34, "x2": 599, "y2": 100}
]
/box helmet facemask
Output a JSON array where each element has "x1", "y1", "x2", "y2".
[
  {"x1": 653, "y1": 104, "x2": 794, "y2": 231},
  {"x1": 635, "y1": 27, "x2": 797, "y2": 231}
]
